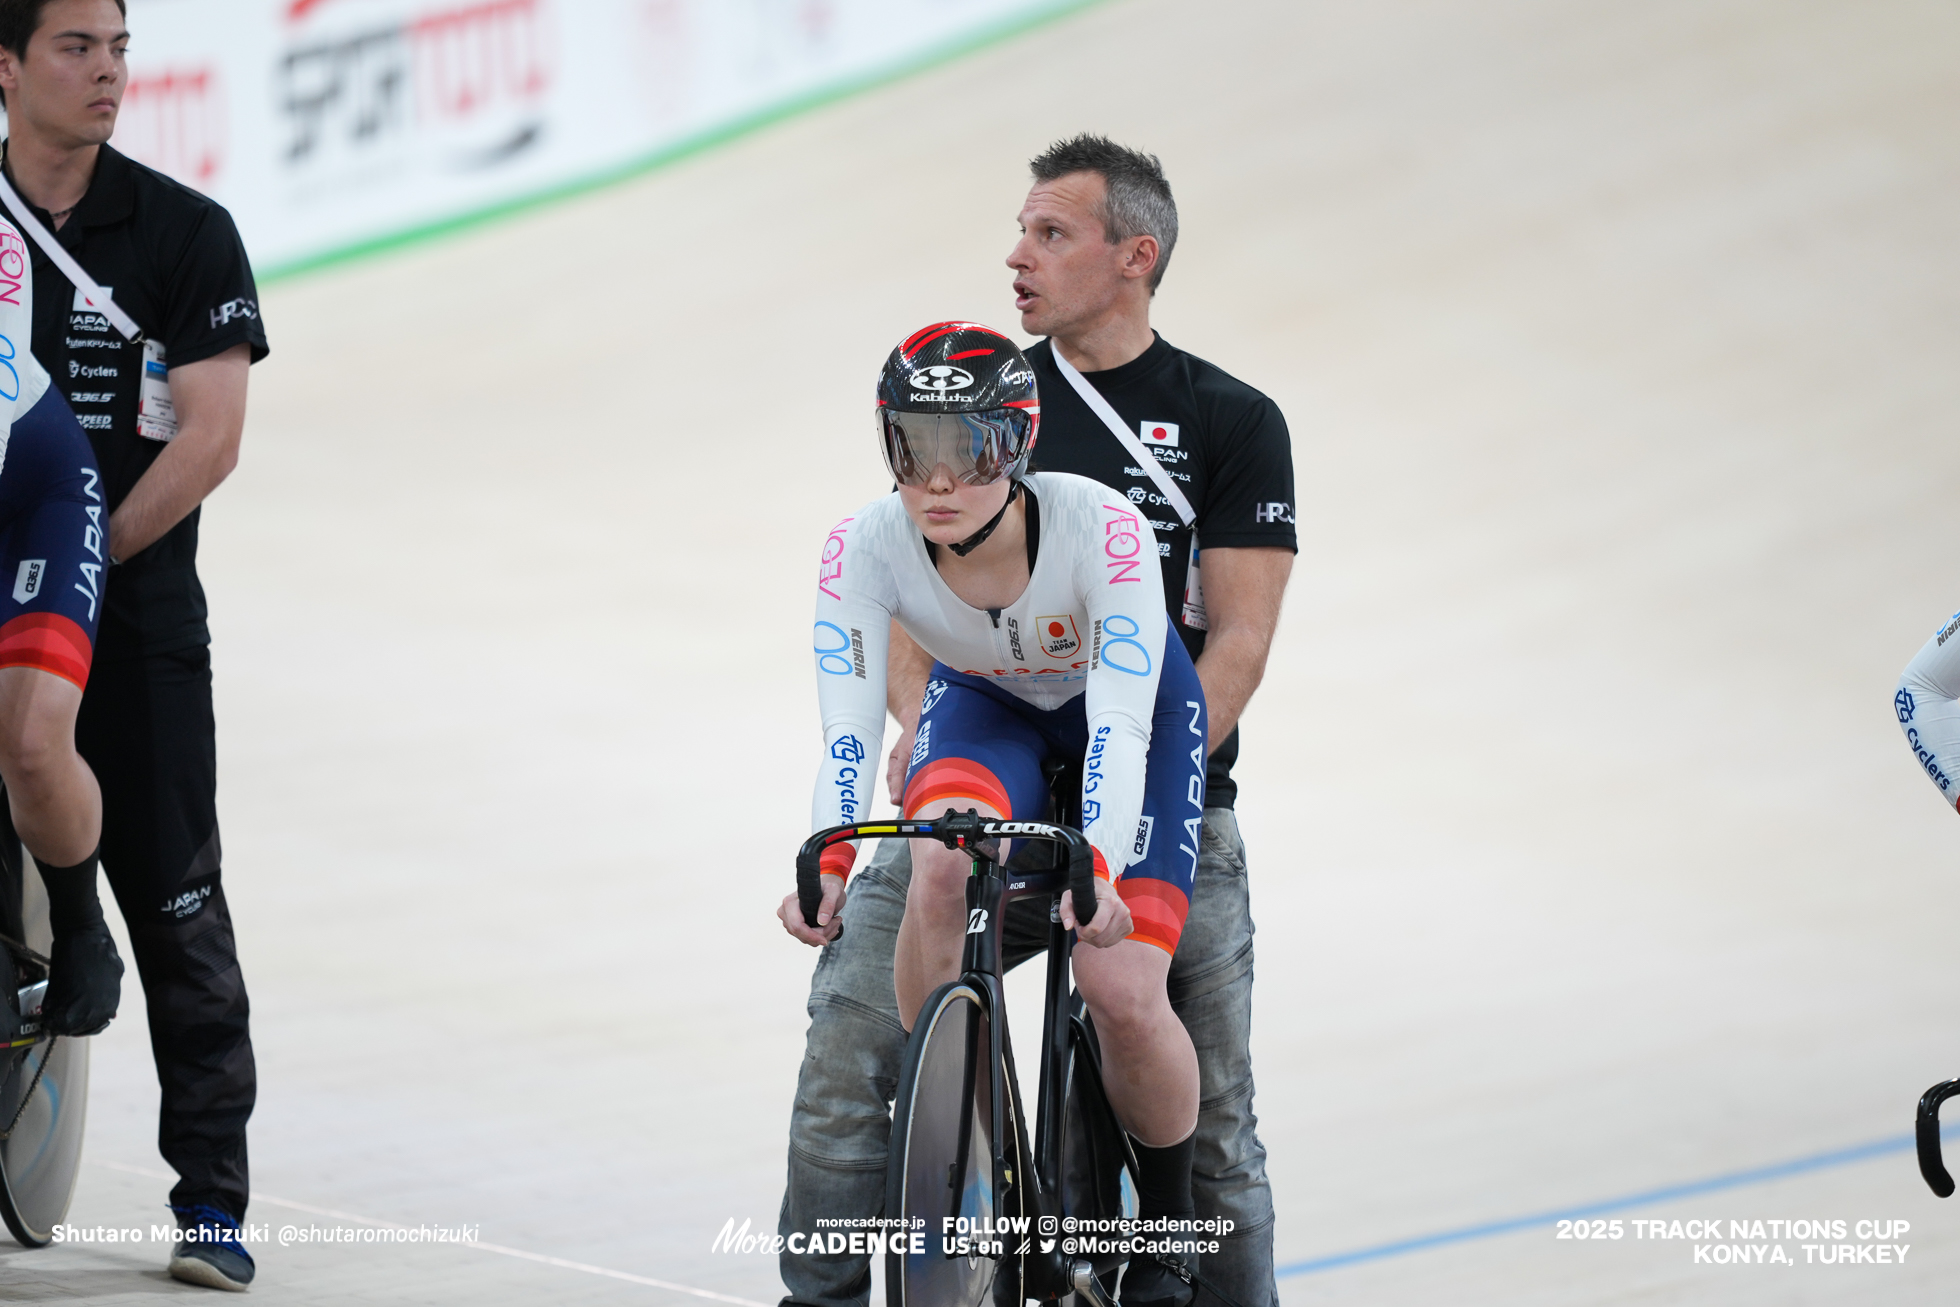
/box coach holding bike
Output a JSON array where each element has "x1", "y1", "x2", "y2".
[
  {"x1": 778, "y1": 135, "x2": 1292, "y2": 1307},
  {"x1": 0, "y1": 0, "x2": 265, "y2": 1290}
]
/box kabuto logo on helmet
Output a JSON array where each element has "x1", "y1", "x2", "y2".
[
  {"x1": 877, "y1": 321, "x2": 1043, "y2": 489},
  {"x1": 908, "y1": 365, "x2": 975, "y2": 392}
]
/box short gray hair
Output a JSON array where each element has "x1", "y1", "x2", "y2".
[{"x1": 1029, "y1": 135, "x2": 1178, "y2": 293}]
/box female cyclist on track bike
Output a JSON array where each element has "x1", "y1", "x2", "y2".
[
  {"x1": 0, "y1": 214, "x2": 121, "y2": 1038},
  {"x1": 781, "y1": 322, "x2": 1206, "y2": 1307}
]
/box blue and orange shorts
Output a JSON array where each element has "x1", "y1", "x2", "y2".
[
  {"x1": 901, "y1": 628, "x2": 1207, "y2": 955},
  {"x1": 0, "y1": 388, "x2": 104, "y2": 689}
]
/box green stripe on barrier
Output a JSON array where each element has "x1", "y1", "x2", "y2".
[{"x1": 261, "y1": 0, "x2": 1114, "y2": 284}]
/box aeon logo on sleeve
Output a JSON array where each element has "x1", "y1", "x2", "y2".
[
  {"x1": 907, "y1": 366, "x2": 974, "y2": 392},
  {"x1": 818, "y1": 517, "x2": 852, "y2": 599},
  {"x1": 0, "y1": 230, "x2": 27, "y2": 310}
]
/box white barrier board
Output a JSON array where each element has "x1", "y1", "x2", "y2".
[{"x1": 107, "y1": 0, "x2": 1080, "y2": 274}]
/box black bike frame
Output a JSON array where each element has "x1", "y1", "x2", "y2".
[{"x1": 797, "y1": 811, "x2": 1111, "y2": 1301}]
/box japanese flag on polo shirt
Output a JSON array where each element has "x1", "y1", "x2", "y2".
[{"x1": 1139, "y1": 420, "x2": 1179, "y2": 449}]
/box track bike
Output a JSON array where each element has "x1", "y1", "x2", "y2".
[
  {"x1": 0, "y1": 789, "x2": 90, "y2": 1247},
  {"x1": 797, "y1": 767, "x2": 1194, "y2": 1307}
]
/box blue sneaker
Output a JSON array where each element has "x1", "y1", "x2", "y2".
[{"x1": 168, "y1": 1204, "x2": 256, "y2": 1292}]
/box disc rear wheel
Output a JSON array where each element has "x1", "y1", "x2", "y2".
[{"x1": 888, "y1": 982, "x2": 1022, "y2": 1307}]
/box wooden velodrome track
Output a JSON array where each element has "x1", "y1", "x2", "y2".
[{"x1": 3, "y1": 0, "x2": 1958, "y2": 1301}]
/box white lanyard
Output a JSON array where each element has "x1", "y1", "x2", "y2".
[
  {"x1": 1049, "y1": 341, "x2": 1207, "y2": 629},
  {"x1": 1049, "y1": 342, "x2": 1196, "y2": 526},
  {"x1": 0, "y1": 157, "x2": 142, "y2": 340}
]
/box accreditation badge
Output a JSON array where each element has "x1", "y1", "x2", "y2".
[
  {"x1": 1181, "y1": 536, "x2": 1208, "y2": 631},
  {"x1": 136, "y1": 339, "x2": 178, "y2": 442}
]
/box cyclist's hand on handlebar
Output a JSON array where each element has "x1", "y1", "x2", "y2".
[
  {"x1": 1061, "y1": 877, "x2": 1132, "y2": 948},
  {"x1": 779, "y1": 874, "x2": 846, "y2": 946}
]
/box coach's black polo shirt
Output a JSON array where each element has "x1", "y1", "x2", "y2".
[
  {"x1": 1026, "y1": 334, "x2": 1296, "y2": 808},
  {"x1": 4, "y1": 143, "x2": 268, "y2": 658}
]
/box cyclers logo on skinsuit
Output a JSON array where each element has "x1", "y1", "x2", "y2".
[
  {"x1": 1905, "y1": 725, "x2": 1954, "y2": 796},
  {"x1": 1897, "y1": 689, "x2": 1917, "y2": 724},
  {"x1": 831, "y1": 735, "x2": 866, "y2": 820},
  {"x1": 1081, "y1": 725, "x2": 1110, "y2": 824}
]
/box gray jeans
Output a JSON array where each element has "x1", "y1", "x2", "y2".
[{"x1": 778, "y1": 808, "x2": 1276, "y2": 1307}]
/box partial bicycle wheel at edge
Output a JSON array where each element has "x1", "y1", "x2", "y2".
[
  {"x1": 887, "y1": 981, "x2": 1023, "y2": 1307},
  {"x1": 0, "y1": 798, "x2": 91, "y2": 1249}
]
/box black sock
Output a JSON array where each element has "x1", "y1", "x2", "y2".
[
  {"x1": 1130, "y1": 1132, "x2": 1196, "y2": 1221},
  {"x1": 38, "y1": 848, "x2": 105, "y2": 936}
]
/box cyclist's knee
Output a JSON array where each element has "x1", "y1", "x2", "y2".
[
  {"x1": 1074, "y1": 943, "x2": 1175, "y2": 1038},
  {"x1": 905, "y1": 841, "x2": 972, "y2": 911},
  {"x1": 0, "y1": 668, "x2": 81, "y2": 783}
]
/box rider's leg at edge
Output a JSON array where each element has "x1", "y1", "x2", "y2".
[
  {"x1": 0, "y1": 664, "x2": 121, "y2": 1036},
  {"x1": 1070, "y1": 925, "x2": 1199, "y2": 1148},
  {"x1": 0, "y1": 665, "x2": 101, "y2": 865}
]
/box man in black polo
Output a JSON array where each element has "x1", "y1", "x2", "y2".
[
  {"x1": 0, "y1": 0, "x2": 266, "y2": 1290},
  {"x1": 778, "y1": 135, "x2": 1291, "y2": 1307}
]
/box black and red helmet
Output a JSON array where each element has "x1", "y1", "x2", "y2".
[{"x1": 875, "y1": 322, "x2": 1040, "y2": 486}]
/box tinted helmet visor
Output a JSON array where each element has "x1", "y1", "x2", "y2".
[{"x1": 878, "y1": 408, "x2": 1031, "y2": 487}]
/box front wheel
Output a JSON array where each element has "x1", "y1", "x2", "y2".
[{"x1": 887, "y1": 981, "x2": 1024, "y2": 1307}]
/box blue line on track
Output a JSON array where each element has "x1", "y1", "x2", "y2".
[{"x1": 1277, "y1": 1126, "x2": 1944, "y2": 1278}]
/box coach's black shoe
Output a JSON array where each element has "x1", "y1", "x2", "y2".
[
  {"x1": 169, "y1": 1204, "x2": 256, "y2": 1292},
  {"x1": 1120, "y1": 1254, "x2": 1195, "y2": 1307},
  {"x1": 41, "y1": 926, "x2": 121, "y2": 1036}
]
